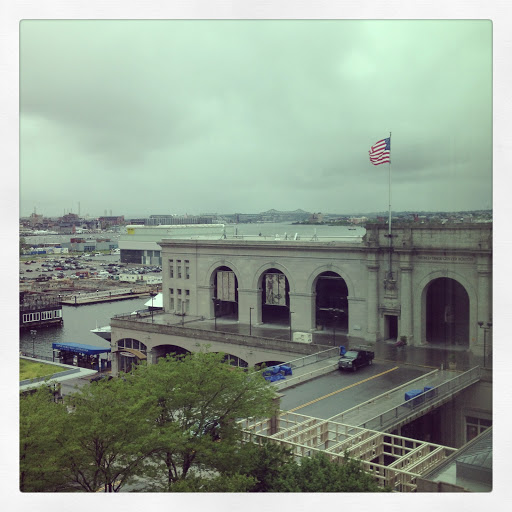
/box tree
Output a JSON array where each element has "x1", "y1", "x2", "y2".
[
  {"x1": 269, "y1": 452, "x2": 388, "y2": 492},
  {"x1": 60, "y1": 377, "x2": 156, "y2": 492},
  {"x1": 20, "y1": 387, "x2": 70, "y2": 492},
  {"x1": 221, "y1": 440, "x2": 294, "y2": 492},
  {"x1": 130, "y1": 351, "x2": 278, "y2": 491}
]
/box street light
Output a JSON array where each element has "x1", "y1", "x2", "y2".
[
  {"x1": 212, "y1": 298, "x2": 220, "y2": 330},
  {"x1": 150, "y1": 291, "x2": 157, "y2": 323},
  {"x1": 249, "y1": 307, "x2": 254, "y2": 335},
  {"x1": 328, "y1": 308, "x2": 342, "y2": 347},
  {"x1": 30, "y1": 329, "x2": 37, "y2": 358},
  {"x1": 478, "y1": 321, "x2": 492, "y2": 367}
]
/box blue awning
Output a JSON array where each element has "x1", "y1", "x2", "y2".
[{"x1": 52, "y1": 342, "x2": 111, "y2": 355}]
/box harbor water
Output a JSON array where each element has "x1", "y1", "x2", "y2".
[
  {"x1": 20, "y1": 223, "x2": 366, "y2": 358},
  {"x1": 19, "y1": 297, "x2": 147, "y2": 359}
]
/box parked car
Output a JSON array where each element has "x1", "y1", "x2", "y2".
[{"x1": 338, "y1": 349, "x2": 375, "y2": 372}]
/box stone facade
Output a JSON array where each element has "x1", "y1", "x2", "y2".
[{"x1": 157, "y1": 223, "x2": 492, "y2": 354}]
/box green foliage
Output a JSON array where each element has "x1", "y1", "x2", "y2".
[
  {"x1": 19, "y1": 387, "x2": 70, "y2": 492},
  {"x1": 20, "y1": 351, "x2": 278, "y2": 492},
  {"x1": 20, "y1": 359, "x2": 62, "y2": 381},
  {"x1": 62, "y1": 375, "x2": 156, "y2": 492},
  {"x1": 169, "y1": 473, "x2": 256, "y2": 492},
  {"x1": 269, "y1": 452, "x2": 387, "y2": 492},
  {"x1": 20, "y1": 353, "x2": 383, "y2": 493},
  {"x1": 224, "y1": 440, "x2": 294, "y2": 492},
  {"x1": 130, "y1": 351, "x2": 278, "y2": 490}
]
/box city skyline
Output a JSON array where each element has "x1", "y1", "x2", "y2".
[{"x1": 19, "y1": 20, "x2": 492, "y2": 218}]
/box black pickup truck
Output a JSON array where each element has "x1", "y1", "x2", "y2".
[{"x1": 338, "y1": 349, "x2": 375, "y2": 372}]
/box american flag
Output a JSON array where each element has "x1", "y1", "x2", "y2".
[{"x1": 369, "y1": 137, "x2": 391, "y2": 165}]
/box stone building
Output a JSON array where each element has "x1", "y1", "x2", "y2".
[
  {"x1": 110, "y1": 223, "x2": 492, "y2": 374},
  {"x1": 159, "y1": 222, "x2": 492, "y2": 351}
]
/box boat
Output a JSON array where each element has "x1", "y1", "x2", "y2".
[
  {"x1": 144, "y1": 292, "x2": 163, "y2": 309},
  {"x1": 20, "y1": 292, "x2": 63, "y2": 331},
  {"x1": 90, "y1": 324, "x2": 112, "y2": 341}
]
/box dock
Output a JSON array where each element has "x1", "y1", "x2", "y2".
[{"x1": 59, "y1": 289, "x2": 156, "y2": 306}]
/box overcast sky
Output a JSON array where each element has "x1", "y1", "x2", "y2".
[{"x1": 19, "y1": 19, "x2": 492, "y2": 218}]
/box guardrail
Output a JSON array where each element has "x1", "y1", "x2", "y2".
[
  {"x1": 282, "y1": 347, "x2": 340, "y2": 369},
  {"x1": 273, "y1": 361, "x2": 338, "y2": 391},
  {"x1": 360, "y1": 366, "x2": 481, "y2": 431},
  {"x1": 327, "y1": 369, "x2": 440, "y2": 424}
]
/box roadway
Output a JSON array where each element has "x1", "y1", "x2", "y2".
[{"x1": 279, "y1": 361, "x2": 432, "y2": 420}]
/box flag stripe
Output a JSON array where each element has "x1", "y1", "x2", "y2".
[{"x1": 369, "y1": 137, "x2": 391, "y2": 165}]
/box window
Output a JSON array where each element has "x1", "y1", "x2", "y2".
[
  {"x1": 185, "y1": 260, "x2": 190, "y2": 279},
  {"x1": 169, "y1": 259, "x2": 174, "y2": 278},
  {"x1": 177, "y1": 289, "x2": 182, "y2": 295},
  {"x1": 185, "y1": 289, "x2": 190, "y2": 296},
  {"x1": 170, "y1": 298, "x2": 175, "y2": 310},
  {"x1": 466, "y1": 415, "x2": 492, "y2": 442}
]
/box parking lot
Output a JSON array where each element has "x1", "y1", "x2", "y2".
[{"x1": 20, "y1": 253, "x2": 162, "y2": 286}]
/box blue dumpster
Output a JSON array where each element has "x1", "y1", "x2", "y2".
[
  {"x1": 279, "y1": 365, "x2": 292, "y2": 376},
  {"x1": 404, "y1": 389, "x2": 425, "y2": 408}
]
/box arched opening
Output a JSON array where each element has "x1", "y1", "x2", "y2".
[
  {"x1": 260, "y1": 268, "x2": 290, "y2": 325},
  {"x1": 154, "y1": 344, "x2": 191, "y2": 362},
  {"x1": 212, "y1": 266, "x2": 239, "y2": 321},
  {"x1": 425, "y1": 278, "x2": 469, "y2": 346},
  {"x1": 117, "y1": 338, "x2": 147, "y2": 373},
  {"x1": 315, "y1": 271, "x2": 348, "y2": 332}
]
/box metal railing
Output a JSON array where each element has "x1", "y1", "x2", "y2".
[
  {"x1": 327, "y1": 369, "x2": 440, "y2": 424},
  {"x1": 360, "y1": 366, "x2": 481, "y2": 431},
  {"x1": 281, "y1": 346, "x2": 340, "y2": 369}
]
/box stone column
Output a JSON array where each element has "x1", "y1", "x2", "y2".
[
  {"x1": 197, "y1": 285, "x2": 214, "y2": 318},
  {"x1": 477, "y1": 261, "x2": 492, "y2": 348},
  {"x1": 367, "y1": 263, "x2": 380, "y2": 341},
  {"x1": 111, "y1": 350, "x2": 119, "y2": 377},
  {"x1": 238, "y1": 288, "x2": 262, "y2": 324},
  {"x1": 147, "y1": 348, "x2": 157, "y2": 366},
  {"x1": 399, "y1": 262, "x2": 413, "y2": 344},
  {"x1": 288, "y1": 292, "x2": 315, "y2": 332}
]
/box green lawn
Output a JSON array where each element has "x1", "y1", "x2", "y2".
[{"x1": 20, "y1": 359, "x2": 62, "y2": 381}]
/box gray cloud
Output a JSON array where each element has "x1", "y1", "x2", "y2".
[{"x1": 20, "y1": 20, "x2": 492, "y2": 217}]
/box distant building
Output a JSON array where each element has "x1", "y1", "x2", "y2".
[
  {"x1": 118, "y1": 224, "x2": 229, "y2": 265},
  {"x1": 308, "y1": 213, "x2": 323, "y2": 224},
  {"x1": 146, "y1": 214, "x2": 214, "y2": 226},
  {"x1": 98, "y1": 216, "x2": 125, "y2": 230}
]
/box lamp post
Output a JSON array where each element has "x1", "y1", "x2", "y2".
[
  {"x1": 249, "y1": 307, "x2": 254, "y2": 335},
  {"x1": 30, "y1": 329, "x2": 37, "y2": 358},
  {"x1": 150, "y1": 291, "x2": 156, "y2": 323},
  {"x1": 212, "y1": 298, "x2": 220, "y2": 330},
  {"x1": 478, "y1": 321, "x2": 492, "y2": 367}
]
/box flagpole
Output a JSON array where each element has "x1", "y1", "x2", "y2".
[
  {"x1": 388, "y1": 132, "x2": 392, "y2": 279},
  {"x1": 388, "y1": 131, "x2": 392, "y2": 236}
]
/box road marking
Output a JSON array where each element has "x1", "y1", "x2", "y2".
[{"x1": 287, "y1": 366, "x2": 400, "y2": 412}]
